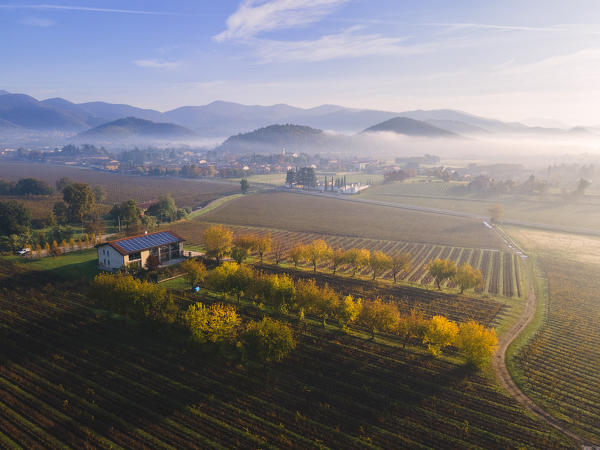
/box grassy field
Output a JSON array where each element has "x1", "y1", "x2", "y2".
[
  {"x1": 505, "y1": 228, "x2": 600, "y2": 443},
  {"x1": 361, "y1": 181, "x2": 600, "y2": 230},
  {"x1": 1, "y1": 249, "x2": 98, "y2": 282},
  {"x1": 0, "y1": 255, "x2": 574, "y2": 448},
  {"x1": 172, "y1": 220, "x2": 522, "y2": 300},
  {"x1": 0, "y1": 162, "x2": 237, "y2": 218},
  {"x1": 200, "y1": 191, "x2": 506, "y2": 249}
]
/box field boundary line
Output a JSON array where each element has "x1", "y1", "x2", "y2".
[
  {"x1": 187, "y1": 193, "x2": 244, "y2": 220},
  {"x1": 285, "y1": 188, "x2": 600, "y2": 238}
]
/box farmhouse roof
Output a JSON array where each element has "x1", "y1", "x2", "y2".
[{"x1": 99, "y1": 231, "x2": 185, "y2": 256}]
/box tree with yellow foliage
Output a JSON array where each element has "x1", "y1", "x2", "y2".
[
  {"x1": 289, "y1": 244, "x2": 306, "y2": 268},
  {"x1": 242, "y1": 317, "x2": 296, "y2": 363},
  {"x1": 312, "y1": 283, "x2": 339, "y2": 327},
  {"x1": 184, "y1": 302, "x2": 241, "y2": 345},
  {"x1": 426, "y1": 258, "x2": 458, "y2": 290},
  {"x1": 454, "y1": 264, "x2": 483, "y2": 294},
  {"x1": 330, "y1": 248, "x2": 348, "y2": 274},
  {"x1": 423, "y1": 315, "x2": 459, "y2": 357},
  {"x1": 264, "y1": 273, "x2": 296, "y2": 313},
  {"x1": 294, "y1": 278, "x2": 320, "y2": 318},
  {"x1": 304, "y1": 239, "x2": 332, "y2": 272},
  {"x1": 180, "y1": 258, "x2": 208, "y2": 288},
  {"x1": 206, "y1": 261, "x2": 239, "y2": 297},
  {"x1": 358, "y1": 298, "x2": 400, "y2": 339},
  {"x1": 390, "y1": 252, "x2": 411, "y2": 283},
  {"x1": 456, "y1": 320, "x2": 498, "y2": 369},
  {"x1": 253, "y1": 234, "x2": 272, "y2": 263},
  {"x1": 396, "y1": 308, "x2": 428, "y2": 348},
  {"x1": 203, "y1": 224, "x2": 233, "y2": 263},
  {"x1": 346, "y1": 248, "x2": 370, "y2": 277},
  {"x1": 337, "y1": 295, "x2": 362, "y2": 329},
  {"x1": 369, "y1": 250, "x2": 392, "y2": 281}
]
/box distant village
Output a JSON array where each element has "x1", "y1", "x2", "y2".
[{"x1": 1, "y1": 143, "x2": 543, "y2": 188}]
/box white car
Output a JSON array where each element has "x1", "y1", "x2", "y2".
[{"x1": 17, "y1": 248, "x2": 31, "y2": 256}]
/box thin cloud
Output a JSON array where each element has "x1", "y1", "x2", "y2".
[
  {"x1": 19, "y1": 16, "x2": 54, "y2": 27},
  {"x1": 0, "y1": 4, "x2": 182, "y2": 16},
  {"x1": 133, "y1": 59, "x2": 182, "y2": 69},
  {"x1": 428, "y1": 22, "x2": 561, "y2": 33},
  {"x1": 500, "y1": 49, "x2": 600, "y2": 75},
  {"x1": 215, "y1": 0, "x2": 349, "y2": 42},
  {"x1": 253, "y1": 27, "x2": 435, "y2": 63}
]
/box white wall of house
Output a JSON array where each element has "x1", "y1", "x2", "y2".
[
  {"x1": 97, "y1": 245, "x2": 125, "y2": 270},
  {"x1": 98, "y1": 242, "x2": 184, "y2": 271}
]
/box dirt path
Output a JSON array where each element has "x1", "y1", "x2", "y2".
[{"x1": 492, "y1": 287, "x2": 585, "y2": 447}]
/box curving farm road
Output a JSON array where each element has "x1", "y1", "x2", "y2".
[{"x1": 491, "y1": 288, "x2": 585, "y2": 447}]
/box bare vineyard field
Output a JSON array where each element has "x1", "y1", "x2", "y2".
[
  {"x1": 172, "y1": 221, "x2": 523, "y2": 299},
  {"x1": 360, "y1": 181, "x2": 600, "y2": 232},
  {"x1": 0, "y1": 162, "x2": 236, "y2": 215},
  {"x1": 512, "y1": 257, "x2": 600, "y2": 443},
  {"x1": 200, "y1": 191, "x2": 507, "y2": 249},
  {"x1": 0, "y1": 271, "x2": 573, "y2": 448}
]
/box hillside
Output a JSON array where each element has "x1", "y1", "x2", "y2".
[
  {"x1": 0, "y1": 93, "x2": 90, "y2": 130},
  {"x1": 75, "y1": 117, "x2": 196, "y2": 141},
  {"x1": 363, "y1": 116, "x2": 459, "y2": 137},
  {"x1": 218, "y1": 123, "x2": 334, "y2": 153}
]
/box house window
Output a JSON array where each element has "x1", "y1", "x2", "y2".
[
  {"x1": 160, "y1": 245, "x2": 171, "y2": 261},
  {"x1": 129, "y1": 252, "x2": 141, "y2": 261}
]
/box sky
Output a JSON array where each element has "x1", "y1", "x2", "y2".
[{"x1": 2, "y1": 0, "x2": 600, "y2": 125}]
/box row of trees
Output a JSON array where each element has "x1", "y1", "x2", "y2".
[
  {"x1": 0, "y1": 197, "x2": 102, "y2": 252},
  {"x1": 109, "y1": 195, "x2": 190, "y2": 236},
  {"x1": 3, "y1": 232, "x2": 102, "y2": 256},
  {"x1": 426, "y1": 258, "x2": 483, "y2": 293},
  {"x1": 286, "y1": 167, "x2": 317, "y2": 188},
  {"x1": 180, "y1": 259, "x2": 497, "y2": 368},
  {"x1": 91, "y1": 272, "x2": 296, "y2": 363},
  {"x1": 202, "y1": 225, "x2": 483, "y2": 293},
  {"x1": 0, "y1": 177, "x2": 54, "y2": 196}
]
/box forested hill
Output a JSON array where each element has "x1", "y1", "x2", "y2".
[
  {"x1": 75, "y1": 117, "x2": 196, "y2": 141},
  {"x1": 218, "y1": 124, "x2": 335, "y2": 154},
  {"x1": 363, "y1": 117, "x2": 460, "y2": 137}
]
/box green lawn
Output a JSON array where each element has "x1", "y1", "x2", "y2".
[
  {"x1": 7, "y1": 249, "x2": 99, "y2": 281},
  {"x1": 160, "y1": 276, "x2": 189, "y2": 291}
]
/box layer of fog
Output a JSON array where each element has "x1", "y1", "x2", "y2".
[
  {"x1": 4, "y1": 127, "x2": 600, "y2": 170},
  {"x1": 333, "y1": 131, "x2": 600, "y2": 168}
]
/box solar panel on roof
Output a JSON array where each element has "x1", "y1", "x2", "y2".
[{"x1": 116, "y1": 232, "x2": 180, "y2": 253}]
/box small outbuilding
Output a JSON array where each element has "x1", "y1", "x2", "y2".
[{"x1": 97, "y1": 230, "x2": 185, "y2": 271}]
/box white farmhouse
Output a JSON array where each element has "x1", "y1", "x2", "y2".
[{"x1": 97, "y1": 231, "x2": 185, "y2": 271}]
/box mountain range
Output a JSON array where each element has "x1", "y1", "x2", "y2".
[{"x1": 0, "y1": 89, "x2": 586, "y2": 142}]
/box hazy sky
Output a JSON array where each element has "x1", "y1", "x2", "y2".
[{"x1": 3, "y1": 0, "x2": 600, "y2": 125}]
